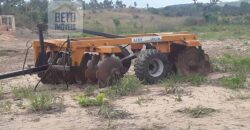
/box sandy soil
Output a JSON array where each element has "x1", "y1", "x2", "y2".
[{"x1": 0, "y1": 32, "x2": 250, "y2": 130}]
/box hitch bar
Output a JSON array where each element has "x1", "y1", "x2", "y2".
[
  {"x1": 0, "y1": 65, "x2": 49, "y2": 80},
  {"x1": 0, "y1": 65, "x2": 72, "y2": 80}
]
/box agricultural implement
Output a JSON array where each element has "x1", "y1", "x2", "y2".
[{"x1": 0, "y1": 24, "x2": 210, "y2": 87}]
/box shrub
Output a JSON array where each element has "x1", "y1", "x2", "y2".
[{"x1": 113, "y1": 18, "x2": 121, "y2": 27}]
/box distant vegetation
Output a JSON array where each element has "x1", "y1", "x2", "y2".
[{"x1": 0, "y1": 0, "x2": 250, "y2": 39}]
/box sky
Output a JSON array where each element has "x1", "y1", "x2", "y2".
[{"x1": 83, "y1": 0, "x2": 239, "y2": 8}]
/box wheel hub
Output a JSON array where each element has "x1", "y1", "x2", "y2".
[{"x1": 148, "y1": 59, "x2": 164, "y2": 77}]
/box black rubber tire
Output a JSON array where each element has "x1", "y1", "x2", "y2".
[{"x1": 134, "y1": 49, "x2": 173, "y2": 84}]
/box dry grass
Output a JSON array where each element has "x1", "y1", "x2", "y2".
[{"x1": 175, "y1": 106, "x2": 217, "y2": 118}]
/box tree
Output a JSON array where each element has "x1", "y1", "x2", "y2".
[
  {"x1": 103, "y1": 0, "x2": 113, "y2": 9},
  {"x1": 115, "y1": 0, "x2": 125, "y2": 8},
  {"x1": 146, "y1": 3, "x2": 149, "y2": 9},
  {"x1": 134, "y1": 1, "x2": 137, "y2": 8}
]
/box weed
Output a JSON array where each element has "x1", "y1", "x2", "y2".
[
  {"x1": 219, "y1": 75, "x2": 247, "y2": 89},
  {"x1": 12, "y1": 87, "x2": 33, "y2": 99},
  {"x1": 135, "y1": 96, "x2": 154, "y2": 106},
  {"x1": 188, "y1": 75, "x2": 205, "y2": 86},
  {"x1": 75, "y1": 93, "x2": 105, "y2": 107},
  {"x1": 105, "y1": 75, "x2": 142, "y2": 99},
  {"x1": 84, "y1": 85, "x2": 98, "y2": 96},
  {"x1": 0, "y1": 87, "x2": 3, "y2": 99},
  {"x1": 162, "y1": 74, "x2": 205, "y2": 89},
  {"x1": 0, "y1": 101, "x2": 12, "y2": 113},
  {"x1": 228, "y1": 92, "x2": 250, "y2": 100},
  {"x1": 175, "y1": 94, "x2": 183, "y2": 102},
  {"x1": 98, "y1": 103, "x2": 131, "y2": 120},
  {"x1": 175, "y1": 105, "x2": 217, "y2": 118},
  {"x1": 28, "y1": 92, "x2": 56, "y2": 112}
]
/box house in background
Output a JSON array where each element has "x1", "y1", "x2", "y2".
[{"x1": 0, "y1": 15, "x2": 16, "y2": 32}]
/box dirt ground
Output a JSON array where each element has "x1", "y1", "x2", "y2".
[{"x1": 0, "y1": 31, "x2": 250, "y2": 130}]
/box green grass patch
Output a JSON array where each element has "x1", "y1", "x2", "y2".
[
  {"x1": 175, "y1": 105, "x2": 217, "y2": 118},
  {"x1": 75, "y1": 93, "x2": 105, "y2": 107},
  {"x1": 219, "y1": 75, "x2": 247, "y2": 89},
  {"x1": 28, "y1": 92, "x2": 58, "y2": 112},
  {"x1": 12, "y1": 87, "x2": 33, "y2": 99},
  {"x1": 180, "y1": 24, "x2": 250, "y2": 40},
  {"x1": 213, "y1": 54, "x2": 250, "y2": 73},
  {"x1": 104, "y1": 75, "x2": 142, "y2": 99},
  {"x1": 162, "y1": 74, "x2": 206, "y2": 88}
]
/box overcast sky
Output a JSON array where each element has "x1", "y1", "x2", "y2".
[{"x1": 83, "y1": 0, "x2": 239, "y2": 8}]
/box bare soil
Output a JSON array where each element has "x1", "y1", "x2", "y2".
[{"x1": 0, "y1": 32, "x2": 250, "y2": 130}]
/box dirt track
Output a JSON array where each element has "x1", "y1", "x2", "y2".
[{"x1": 0, "y1": 33, "x2": 250, "y2": 130}]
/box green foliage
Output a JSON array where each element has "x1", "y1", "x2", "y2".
[
  {"x1": 219, "y1": 75, "x2": 247, "y2": 89},
  {"x1": 75, "y1": 93, "x2": 105, "y2": 107},
  {"x1": 162, "y1": 74, "x2": 206, "y2": 88},
  {"x1": 213, "y1": 54, "x2": 250, "y2": 73},
  {"x1": 188, "y1": 74, "x2": 206, "y2": 86},
  {"x1": 105, "y1": 76, "x2": 142, "y2": 99},
  {"x1": 113, "y1": 18, "x2": 121, "y2": 27},
  {"x1": 28, "y1": 92, "x2": 56, "y2": 112},
  {"x1": 175, "y1": 106, "x2": 217, "y2": 118},
  {"x1": 12, "y1": 87, "x2": 33, "y2": 99}
]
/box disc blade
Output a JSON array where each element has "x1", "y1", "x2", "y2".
[
  {"x1": 176, "y1": 47, "x2": 211, "y2": 76},
  {"x1": 85, "y1": 55, "x2": 100, "y2": 84},
  {"x1": 96, "y1": 55, "x2": 123, "y2": 87}
]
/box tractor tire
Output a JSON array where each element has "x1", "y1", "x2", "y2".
[{"x1": 134, "y1": 49, "x2": 173, "y2": 84}]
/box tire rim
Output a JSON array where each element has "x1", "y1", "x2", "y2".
[{"x1": 148, "y1": 59, "x2": 164, "y2": 77}]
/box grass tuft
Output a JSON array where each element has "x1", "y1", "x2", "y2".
[
  {"x1": 0, "y1": 101, "x2": 12, "y2": 113},
  {"x1": 105, "y1": 75, "x2": 142, "y2": 99},
  {"x1": 12, "y1": 87, "x2": 33, "y2": 99},
  {"x1": 75, "y1": 93, "x2": 105, "y2": 107},
  {"x1": 28, "y1": 92, "x2": 57, "y2": 112},
  {"x1": 219, "y1": 75, "x2": 247, "y2": 89},
  {"x1": 98, "y1": 103, "x2": 131, "y2": 119},
  {"x1": 162, "y1": 74, "x2": 205, "y2": 88},
  {"x1": 175, "y1": 105, "x2": 217, "y2": 118}
]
